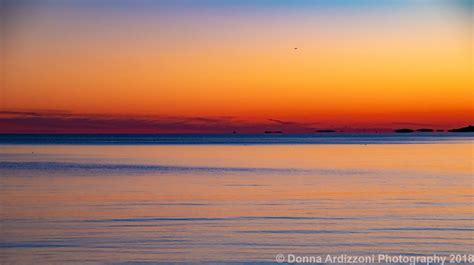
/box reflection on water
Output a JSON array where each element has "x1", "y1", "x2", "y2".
[{"x1": 0, "y1": 136, "x2": 473, "y2": 264}]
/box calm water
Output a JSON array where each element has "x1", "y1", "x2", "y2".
[{"x1": 0, "y1": 134, "x2": 473, "y2": 264}]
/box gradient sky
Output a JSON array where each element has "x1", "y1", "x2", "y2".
[{"x1": 1, "y1": 0, "x2": 473, "y2": 133}]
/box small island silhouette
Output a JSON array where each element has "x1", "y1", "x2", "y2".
[
  {"x1": 416, "y1": 128, "x2": 434, "y2": 132},
  {"x1": 264, "y1": 131, "x2": 283, "y2": 134},
  {"x1": 316, "y1": 130, "x2": 336, "y2": 133},
  {"x1": 394, "y1": 128, "x2": 414, "y2": 133},
  {"x1": 448, "y1": 125, "x2": 474, "y2": 132}
]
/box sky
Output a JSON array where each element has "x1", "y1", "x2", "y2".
[{"x1": 1, "y1": 0, "x2": 473, "y2": 133}]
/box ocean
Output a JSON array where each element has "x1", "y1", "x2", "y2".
[{"x1": 0, "y1": 134, "x2": 473, "y2": 264}]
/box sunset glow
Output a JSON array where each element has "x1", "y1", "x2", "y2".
[{"x1": 1, "y1": 1, "x2": 472, "y2": 132}]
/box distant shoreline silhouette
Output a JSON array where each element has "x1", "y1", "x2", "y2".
[
  {"x1": 448, "y1": 125, "x2": 474, "y2": 132},
  {"x1": 394, "y1": 125, "x2": 474, "y2": 133}
]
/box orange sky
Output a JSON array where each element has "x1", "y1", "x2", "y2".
[{"x1": 1, "y1": 1, "x2": 472, "y2": 132}]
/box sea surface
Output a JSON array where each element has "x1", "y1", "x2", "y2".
[{"x1": 0, "y1": 134, "x2": 473, "y2": 264}]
